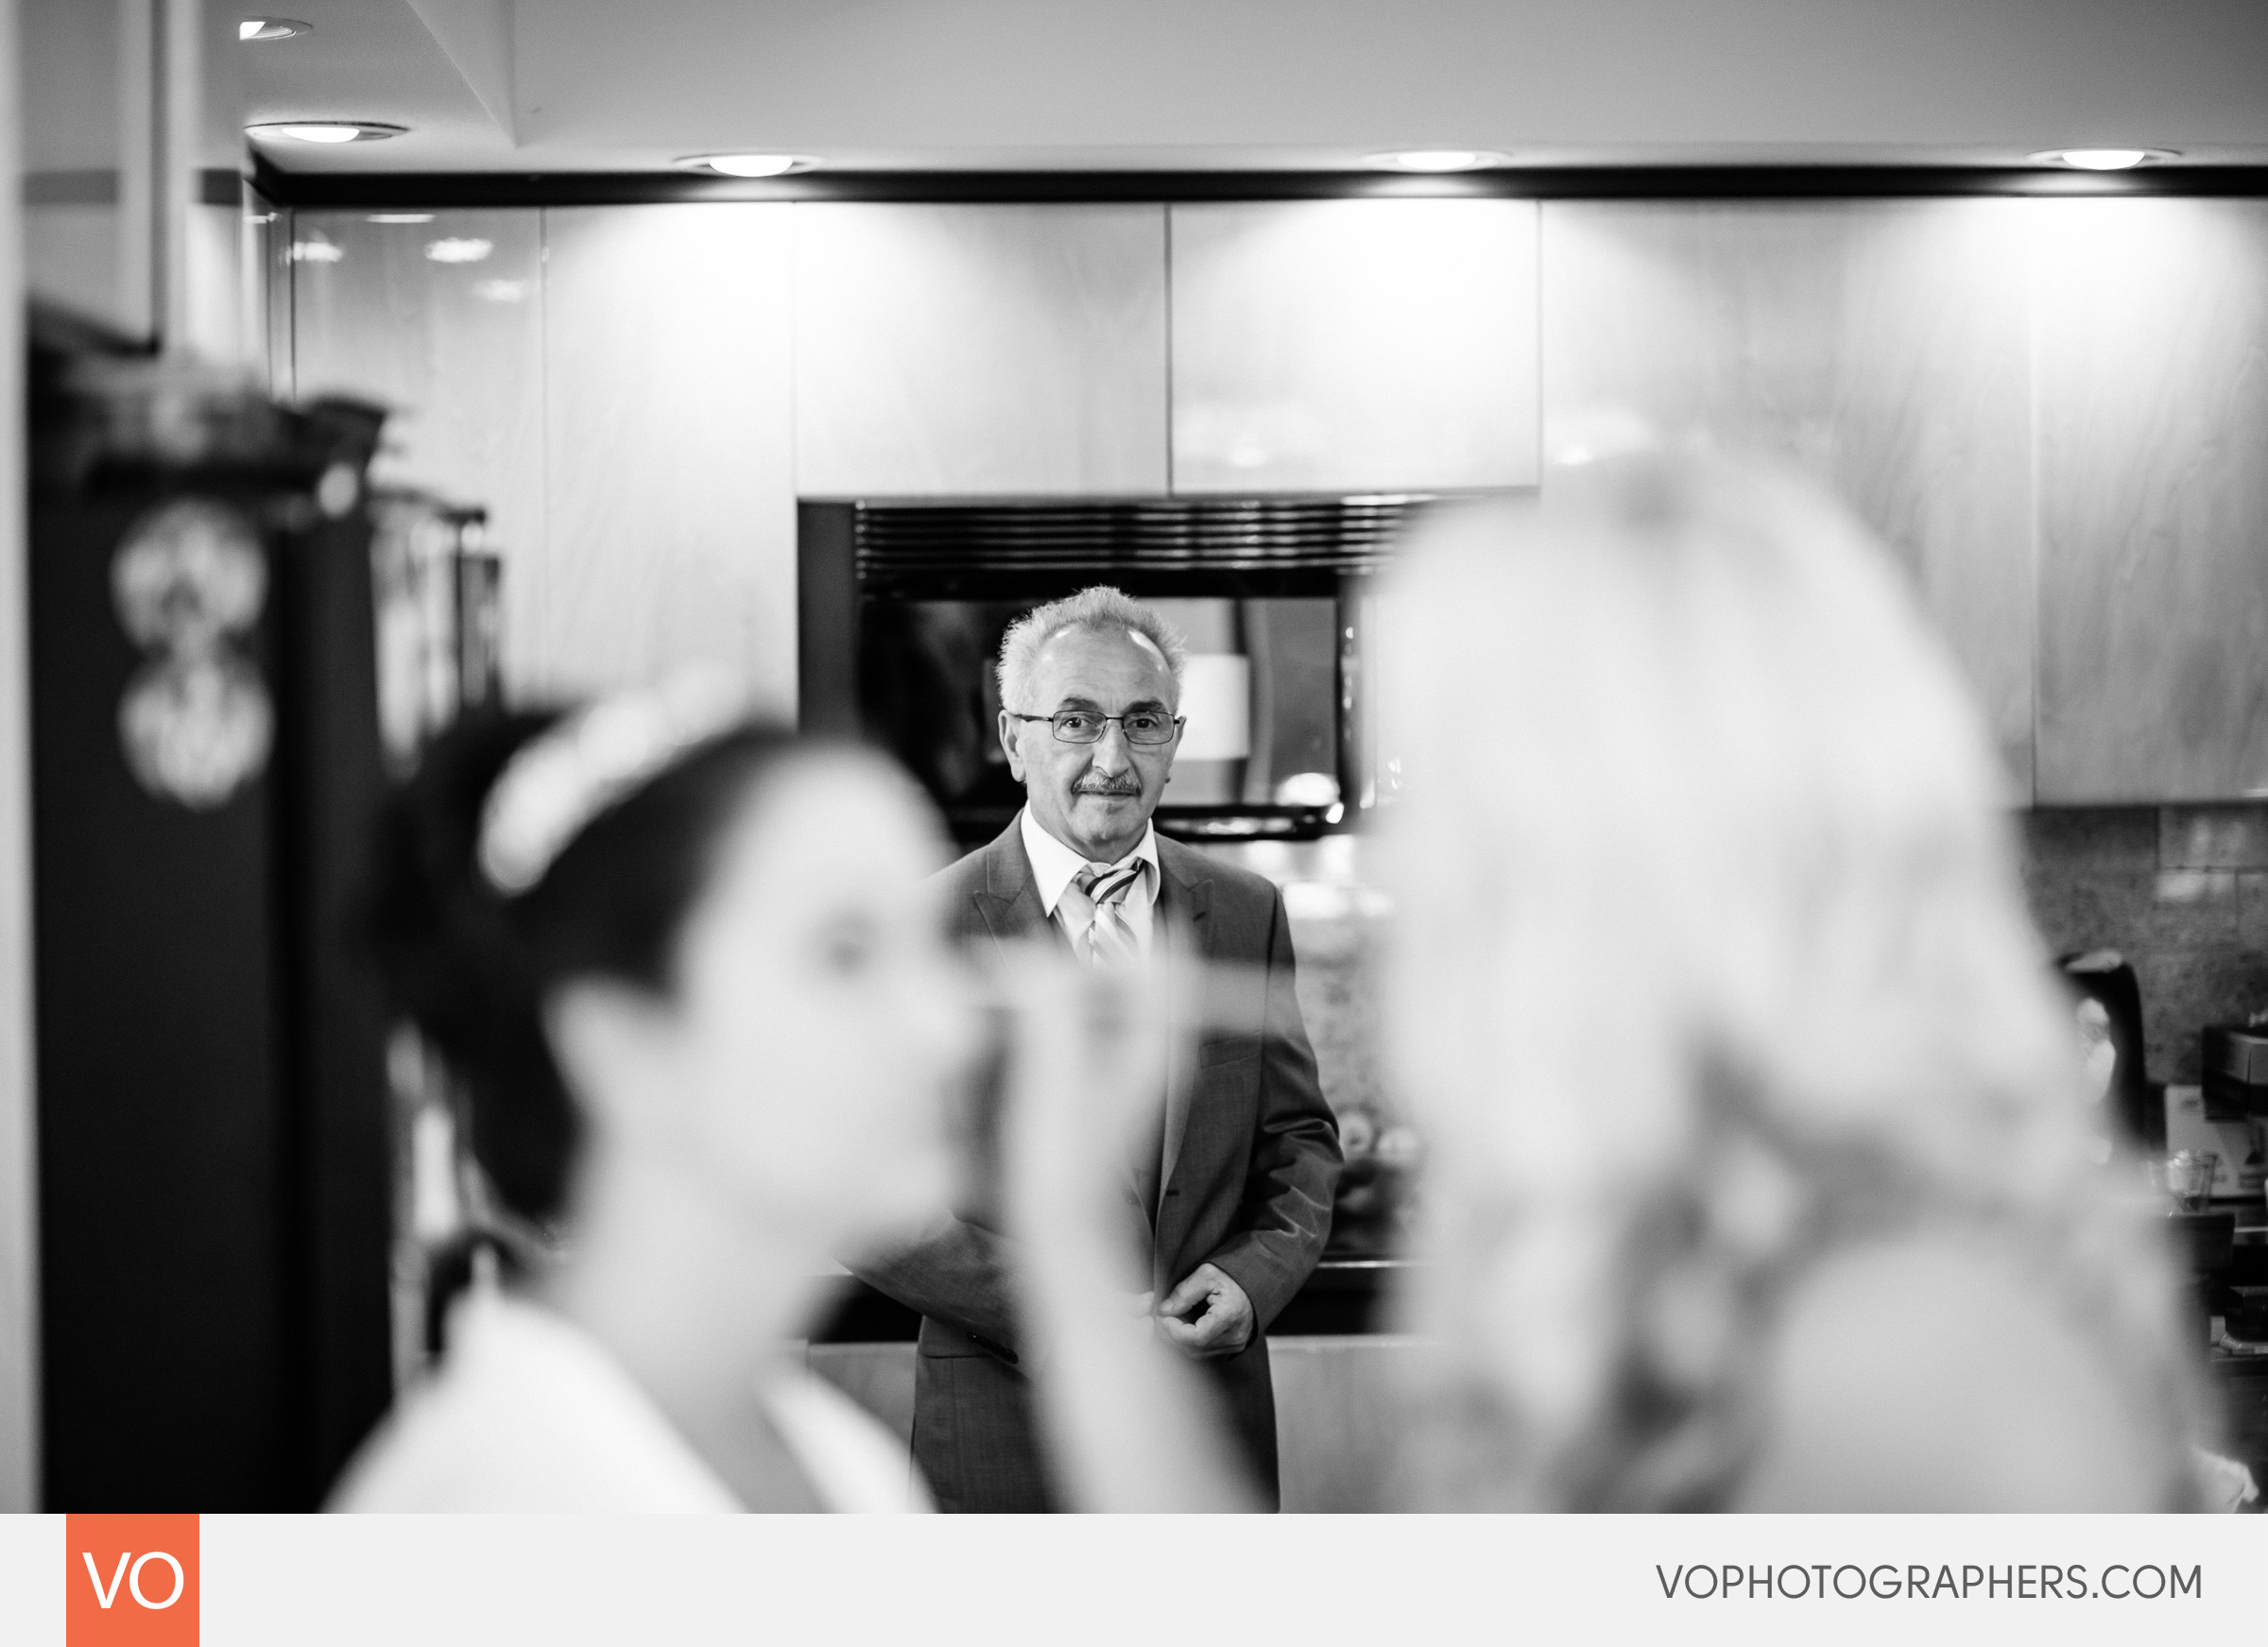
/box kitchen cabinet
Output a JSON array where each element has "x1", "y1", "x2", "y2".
[
  {"x1": 1538, "y1": 199, "x2": 2039, "y2": 799},
  {"x1": 2034, "y1": 198, "x2": 2268, "y2": 803},
  {"x1": 2214, "y1": 1354, "x2": 2268, "y2": 1491},
  {"x1": 540, "y1": 204, "x2": 799, "y2": 712},
  {"x1": 1169, "y1": 199, "x2": 1539, "y2": 494},
  {"x1": 792, "y1": 203, "x2": 1170, "y2": 498},
  {"x1": 294, "y1": 205, "x2": 802, "y2": 711},
  {"x1": 799, "y1": 1331, "x2": 1418, "y2": 1512},
  {"x1": 284, "y1": 193, "x2": 2268, "y2": 807},
  {"x1": 1268, "y1": 1333, "x2": 1418, "y2": 1511},
  {"x1": 289, "y1": 208, "x2": 550, "y2": 700}
]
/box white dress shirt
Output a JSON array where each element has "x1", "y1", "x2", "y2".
[
  {"x1": 1019, "y1": 805, "x2": 1161, "y2": 957},
  {"x1": 328, "y1": 1287, "x2": 931, "y2": 1513}
]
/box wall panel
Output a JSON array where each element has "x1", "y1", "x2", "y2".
[
  {"x1": 541, "y1": 204, "x2": 799, "y2": 711},
  {"x1": 290, "y1": 208, "x2": 548, "y2": 698},
  {"x1": 793, "y1": 203, "x2": 1169, "y2": 499},
  {"x1": 1540, "y1": 199, "x2": 2038, "y2": 799},
  {"x1": 2034, "y1": 198, "x2": 2268, "y2": 802},
  {"x1": 1171, "y1": 199, "x2": 1539, "y2": 494}
]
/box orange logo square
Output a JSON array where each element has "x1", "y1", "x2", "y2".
[{"x1": 66, "y1": 1515, "x2": 198, "y2": 1646}]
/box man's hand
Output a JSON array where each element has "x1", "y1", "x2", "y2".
[{"x1": 1156, "y1": 1263, "x2": 1254, "y2": 1360}]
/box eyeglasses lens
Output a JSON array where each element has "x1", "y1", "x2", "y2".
[{"x1": 1052, "y1": 713, "x2": 1175, "y2": 746}]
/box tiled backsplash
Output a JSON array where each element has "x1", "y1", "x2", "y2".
[
  {"x1": 2018, "y1": 805, "x2": 2268, "y2": 1085},
  {"x1": 1220, "y1": 807, "x2": 2268, "y2": 1103}
]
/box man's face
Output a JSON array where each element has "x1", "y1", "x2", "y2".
[{"x1": 1001, "y1": 625, "x2": 1181, "y2": 863}]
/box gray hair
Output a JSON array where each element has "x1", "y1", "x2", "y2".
[{"x1": 995, "y1": 586, "x2": 1188, "y2": 712}]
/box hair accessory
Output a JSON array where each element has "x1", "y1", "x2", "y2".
[{"x1": 477, "y1": 669, "x2": 747, "y2": 895}]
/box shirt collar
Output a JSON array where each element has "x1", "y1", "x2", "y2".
[{"x1": 1019, "y1": 806, "x2": 1160, "y2": 918}]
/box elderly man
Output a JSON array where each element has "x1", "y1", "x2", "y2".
[{"x1": 853, "y1": 585, "x2": 1341, "y2": 1512}]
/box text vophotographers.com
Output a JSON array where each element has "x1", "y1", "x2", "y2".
[{"x1": 1657, "y1": 1560, "x2": 2202, "y2": 1602}]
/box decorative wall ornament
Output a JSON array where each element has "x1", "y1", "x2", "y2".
[
  {"x1": 111, "y1": 498, "x2": 274, "y2": 809},
  {"x1": 118, "y1": 654, "x2": 276, "y2": 808}
]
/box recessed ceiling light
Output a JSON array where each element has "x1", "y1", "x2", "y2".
[
  {"x1": 239, "y1": 17, "x2": 310, "y2": 41},
  {"x1": 679, "y1": 153, "x2": 817, "y2": 178},
  {"x1": 1366, "y1": 149, "x2": 1512, "y2": 173},
  {"x1": 247, "y1": 122, "x2": 406, "y2": 145},
  {"x1": 367, "y1": 214, "x2": 435, "y2": 225},
  {"x1": 2030, "y1": 147, "x2": 2179, "y2": 171}
]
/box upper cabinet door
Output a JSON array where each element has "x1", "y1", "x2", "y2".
[
  {"x1": 1538, "y1": 199, "x2": 2039, "y2": 801},
  {"x1": 2035, "y1": 199, "x2": 2268, "y2": 804},
  {"x1": 792, "y1": 203, "x2": 1169, "y2": 498},
  {"x1": 290, "y1": 207, "x2": 547, "y2": 574},
  {"x1": 541, "y1": 205, "x2": 798, "y2": 714},
  {"x1": 1168, "y1": 200, "x2": 1539, "y2": 494}
]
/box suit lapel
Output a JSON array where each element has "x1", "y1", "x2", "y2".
[
  {"x1": 970, "y1": 819, "x2": 1051, "y2": 953},
  {"x1": 1154, "y1": 840, "x2": 1212, "y2": 1230}
]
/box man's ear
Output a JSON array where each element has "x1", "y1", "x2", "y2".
[
  {"x1": 542, "y1": 977, "x2": 679, "y2": 1147},
  {"x1": 998, "y1": 710, "x2": 1027, "y2": 781}
]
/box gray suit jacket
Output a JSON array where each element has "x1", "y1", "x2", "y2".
[{"x1": 850, "y1": 818, "x2": 1341, "y2": 1510}]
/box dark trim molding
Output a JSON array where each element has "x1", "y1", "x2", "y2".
[
  {"x1": 795, "y1": 502, "x2": 860, "y2": 740},
  {"x1": 24, "y1": 167, "x2": 241, "y2": 207},
  {"x1": 253, "y1": 156, "x2": 2268, "y2": 210}
]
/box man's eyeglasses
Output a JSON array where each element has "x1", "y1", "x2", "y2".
[{"x1": 1007, "y1": 709, "x2": 1183, "y2": 746}]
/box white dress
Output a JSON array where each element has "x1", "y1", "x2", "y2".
[{"x1": 329, "y1": 1289, "x2": 931, "y2": 1513}]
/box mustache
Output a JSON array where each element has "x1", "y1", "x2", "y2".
[{"x1": 1073, "y1": 776, "x2": 1143, "y2": 796}]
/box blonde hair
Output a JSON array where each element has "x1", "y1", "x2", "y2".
[
  {"x1": 996, "y1": 586, "x2": 1187, "y2": 713},
  {"x1": 1380, "y1": 453, "x2": 2196, "y2": 1508}
]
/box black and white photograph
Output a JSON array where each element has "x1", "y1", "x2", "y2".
[{"x1": 2, "y1": 4, "x2": 2268, "y2": 1638}]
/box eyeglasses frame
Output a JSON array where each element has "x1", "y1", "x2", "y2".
[{"x1": 1005, "y1": 709, "x2": 1186, "y2": 746}]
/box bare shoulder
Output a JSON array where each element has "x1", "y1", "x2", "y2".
[{"x1": 1733, "y1": 1233, "x2": 2169, "y2": 1511}]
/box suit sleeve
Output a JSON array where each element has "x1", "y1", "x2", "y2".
[
  {"x1": 1202, "y1": 888, "x2": 1342, "y2": 1331},
  {"x1": 846, "y1": 1215, "x2": 1023, "y2": 1363}
]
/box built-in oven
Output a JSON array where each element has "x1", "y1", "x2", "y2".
[{"x1": 798, "y1": 495, "x2": 1431, "y2": 848}]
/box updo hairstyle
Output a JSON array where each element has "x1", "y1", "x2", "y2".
[{"x1": 365, "y1": 709, "x2": 803, "y2": 1224}]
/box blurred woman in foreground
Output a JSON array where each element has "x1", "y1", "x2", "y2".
[
  {"x1": 1005, "y1": 451, "x2": 2203, "y2": 1511},
  {"x1": 332, "y1": 679, "x2": 971, "y2": 1510}
]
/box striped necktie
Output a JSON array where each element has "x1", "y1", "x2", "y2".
[
  {"x1": 1062, "y1": 860, "x2": 1164, "y2": 1219},
  {"x1": 1064, "y1": 861, "x2": 1145, "y2": 964}
]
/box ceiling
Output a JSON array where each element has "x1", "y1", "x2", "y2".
[{"x1": 238, "y1": 0, "x2": 2268, "y2": 175}]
